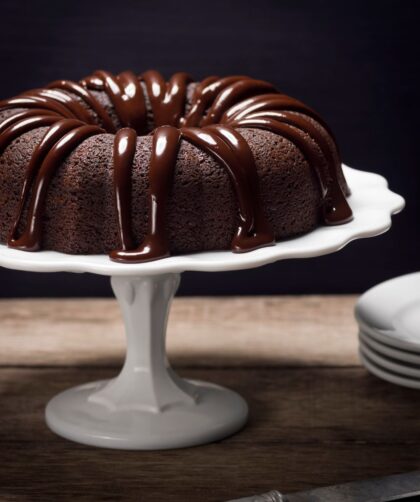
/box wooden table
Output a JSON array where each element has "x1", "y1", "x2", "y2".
[{"x1": 0, "y1": 296, "x2": 419, "y2": 501}]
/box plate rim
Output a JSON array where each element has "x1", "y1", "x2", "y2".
[
  {"x1": 359, "y1": 339, "x2": 420, "y2": 378},
  {"x1": 359, "y1": 330, "x2": 420, "y2": 365},
  {"x1": 359, "y1": 350, "x2": 420, "y2": 389},
  {"x1": 356, "y1": 313, "x2": 420, "y2": 352},
  {"x1": 355, "y1": 272, "x2": 420, "y2": 333}
]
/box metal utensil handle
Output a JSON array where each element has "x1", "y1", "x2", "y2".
[{"x1": 226, "y1": 490, "x2": 285, "y2": 502}]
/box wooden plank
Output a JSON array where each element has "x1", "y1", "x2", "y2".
[
  {"x1": 1, "y1": 366, "x2": 420, "y2": 444},
  {"x1": 1, "y1": 442, "x2": 418, "y2": 502},
  {"x1": 0, "y1": 296, "x2": 359, "y2": 367},
  {"x1": 1, "y1": 366, "x2": 420, "y2": 501}
]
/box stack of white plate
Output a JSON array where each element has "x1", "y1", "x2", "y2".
[{"x1": 355, "y1": 272, "x2": 420, "y2": 389}]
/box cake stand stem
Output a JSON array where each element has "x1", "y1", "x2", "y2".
[
  {"x1": 94, "y1": 273, "x2": 198, "y2": 412},
  {"x1": 45, "y1": 272, "x2": 248, "y2": 450}
]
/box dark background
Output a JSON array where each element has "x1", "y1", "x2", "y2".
[{"x1": 0, "y1": 0, "x2": 418, "y2": 297}]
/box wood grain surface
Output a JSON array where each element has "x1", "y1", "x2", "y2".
[
  {"x1": 1, "y1": 296, "x2": 419, "y2": 501},
  {"x1": 0, "y1": 296, "x2": 359, "y2": 367}
]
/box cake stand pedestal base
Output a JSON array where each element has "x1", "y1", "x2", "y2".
[{"x1": 45, "y1": 273, "x2": 248, "y2": 450}]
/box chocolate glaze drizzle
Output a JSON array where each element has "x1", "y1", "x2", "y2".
[
  {"x1": 110, "y1": 125, "x2": 182, "y2": 263},
  {"x1": 0, "y1": 70, "x2": 352, "y2": 263}
]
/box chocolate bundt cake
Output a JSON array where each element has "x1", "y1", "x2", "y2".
[{"x1": 0, "y1": 70, "x2": 353, "y2": 263}]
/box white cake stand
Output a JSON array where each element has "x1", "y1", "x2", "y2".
[{"x1": 0, "y1": 165, "x2": 404, "y2": 450}]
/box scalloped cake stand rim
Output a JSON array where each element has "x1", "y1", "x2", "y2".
[{"x1": 0, "y1": 165, "x2": 405, "y2": 277}]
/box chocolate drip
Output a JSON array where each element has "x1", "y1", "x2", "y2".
[
  {"x1": 0, "y1": 70, "x2": 352, "y2": 263},
  {"x1": 201, "y1": 80, "x2": 277, "y2": 126},
  {"x1": 223, "y1": 93, "x2": 338, "y2": 142},
  {"x1": 28, "y1": 89, "x2": 94, "y2": 124},
  {"x1": 9, "y1": 124, "x2": 104, "y2": 251},
  {"x1": 112, "y1": 128, "x2": 137, "y2": 251},
  {"x1": 47, "y1": 80, "x2": 116, "y2": 132},
  {"x1": 0, "y1": 94, "x2": 75, "y2": 119},
  {"x1": 182, "y1": 125, "x2": 275, "y2": 251},
  {"x1": 110, "y1": 125, "x2": 181, "y2": 263},
  {"x1": 141, "y1": 71, "x2": 192, "y2": 127},
  {"x1": 182, "y1": 75, "x2": 248, "y2": 127},
  {"x1": 242, "y1": 109, "x2": 350, "y2": 195},
  {"x1": 0, "y1": 109, "x2": 60, "y2": 135},
  {"x1": 84, "y1": 71, "x2": 147, "y2": 134},
  {"x1": 8, "y1": 119, "x2": 85, "y2": 242},
  {"x1": 181, "y1": 75, "x2": 219, "y2": 127},
  {"x1": 0, "y1": 115, "x2": 59, "y2": 153},
  {"x1": 234, "y1": 117, "x2": 352, "y2": 224}
]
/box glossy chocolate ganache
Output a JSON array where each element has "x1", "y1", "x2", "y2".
[{"x1": 0, "y1": 70, "x2": 352, "y2": 263}]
